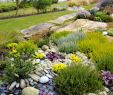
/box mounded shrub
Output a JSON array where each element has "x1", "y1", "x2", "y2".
[
  {"x1": 91, "y1": 43, "x2": 113, "y2": 72},
  {"x1": 56, "y1": 31, "x2": 85, "y2": 53},
  {"x1": 54, "y1": 64, "x2": 103, "y2": 95},
  {"x1": 77, "y1": 32, "x2": 108, "y2": 57}
]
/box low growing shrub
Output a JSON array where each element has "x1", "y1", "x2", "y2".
[
  {"x1": 91, "y1": 43, "x2": 113, "y2": 72},
  {"x1": 77, "y1": 32, "x2": 108, "y2": 57},
  {"x1": 57, "y1": 31, "x2": 85, "y2": 53},
  {"x1": 37, "y1": 38, "x2": 49, "y2": 47},
  {"x1": 54, "y1": 64, "x2": 103, "y2": 95}
]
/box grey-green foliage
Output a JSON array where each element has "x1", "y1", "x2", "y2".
[
  {"x1": 54, "y1": 64, "x2": 103, "y2": 95},
  {"x1": 56, "y1": 30, "x2": 85, "y2": 53}
]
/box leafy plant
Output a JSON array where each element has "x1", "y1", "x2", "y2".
[
  {"x1": 57, "y1": 31, "x2": 85, "y2": 53},
  {"x1": 5, "y1": 59, "x2": 35, "y2": 83},
  {"x1": 101, "y1": 70, "x2": 113, "y2": 87},
  {"x1": 91, "y1": 43, "x2": 113, "y2": 72},
  {"x1": 69, "y1": 54, "x2": 81, "y2": 63},
  {"x1": 54, "y1": 64, "x2": 103, "y2": 95},
  {"x1": 46, "y1": 52, "x2": 64, "y2": 61}
]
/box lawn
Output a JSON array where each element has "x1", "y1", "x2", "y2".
[
  {"x1": 0, "y1": 1, "x2": 67, "y2": 18},
  {"x1": 0, "y1": 10, "x2": 74, "y2": 33}
]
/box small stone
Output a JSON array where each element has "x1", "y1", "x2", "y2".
[
  {"x1": 16, "y1": 83, "x2": 19, "y2": 88},
  {"x1": 98, "y1": 91, "x2": 107, "y2": 95},
  {"x1": 87, "y1": 93, "x2": 96, "y2": 95},
  {"x1": 25, "y1": 79, "x2": 30, "y2": 87},
  {"x1": 39, "y1": 76, "x2": 49, "y2": 83},
  {"x1": 103, "y1": 31, "x2": 108, "y2": 36},
  {"x1": 42, "y1": 45, "x2": 49, "y2": 51},
  {"x1": 29, "y1": 74, "x2": 40, "y2": 82},
  {"x1": 44, "y1": 70, "x2": 49, "y2": 74},
  {"x1": 46, "y1": 74, "x2": 53, "y2": 79},
  {"x1": 35, "y1": 71, "x2": 43, "y2": 77},
  {"x1": 9, "y1": 81, "x2": 17, "y2": 91},
  {"x1": 104, "y1": 87, "x2": 109, "y2": 93},
  {"x1": 22, "y1": 87, "x2": 39, "y2": 95},
  {"x1": 20, "y1": 79, "x2": 26, "y2": 89}
]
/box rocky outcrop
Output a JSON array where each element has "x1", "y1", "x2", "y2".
[
  {"x1": 21, "y1": 23, "x2": 55, "y2": 40},
  {"x1": 57, "y1": 19, "x2": 107, "y2": 32}
]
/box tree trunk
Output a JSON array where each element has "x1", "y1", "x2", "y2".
[{"x1": 16, "y1": 0, "x2": 20, "y2": 15}]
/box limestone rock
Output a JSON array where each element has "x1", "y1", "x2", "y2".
[
  {"x1": 57, "y1": 19, "x2": 107, "y2": 32},
  {"x1": 29, "y1": 74, "x2": 40, "y2": 82},
  {"x1": 22, "y1": 87, "x2": 39, "y2": 95},
  {"x1": 20, "y1": 79, "x2": 26, "y2": 89},
  {"x1": 9, "y1": 81, "x2": 17, "y2": 91}
]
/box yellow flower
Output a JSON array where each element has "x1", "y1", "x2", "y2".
[
  {"x1": 52, "y1": 63, "x2": 67, "y2": 73},
  {"x1": 69, "y1": 54, "x2": 81, "y2": 63},
  {"x1": 35, "y1": 53, "x2": 45, "y2": 59}
]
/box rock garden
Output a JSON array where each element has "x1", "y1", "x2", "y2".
[{"x1": 1, "y1": 0, "x2": 113, "y2": 95}]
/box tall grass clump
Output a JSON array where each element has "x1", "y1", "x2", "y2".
[
  {"x1": 91, "y1": 43, "x2": 113, "y2": 72},
  {"x1": 77, "y1": 32, "x2": 108, "y2": 57},
  {"x1": 56, "y1": 31, "x2": 85, "y2": 53},
  {"x1": 54, "y1": 64, "x2": 103, "y2": 95}
]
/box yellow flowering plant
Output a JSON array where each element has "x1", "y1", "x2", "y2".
[
  {"x1": 7, "y1": 43, "x2": 18, "y2": 50},
  {"x1": 69, "y1": 54, "x2": 81, "y2": 63},
  {"x1": 35, "y1": 52, "x2": 45, "y2": 59},
  {"x1": 52, "y1": 63, "x2": 67, "y2": 73}
]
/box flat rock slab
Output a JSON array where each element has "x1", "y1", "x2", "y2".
[
  {"x1": 49, "y1": 13, "x2": 76, "y2": 24},
  {"x1": 21, "y1": 23, "x2": 55, "y2": 40},
  {"x1": 57, "y1": 19, "x2": 107, "y2": 32}
]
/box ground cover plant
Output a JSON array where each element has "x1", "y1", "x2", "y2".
[{"x1": 54, "y1": 64, "x2": 103, "y2": 95}]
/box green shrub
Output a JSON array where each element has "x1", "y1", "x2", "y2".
[
  {"x1": 57, "y1": 31, "x2": 85, "y2": 53},
  {"x1": 54, "y1": 64, "x2": 103, "y2": 95},
  {"x1": 94, "y1": 12, "x2": 112, "y2": 22},
  {"x1": 77, "y1": 32, "x2": 108, "y2": 57},
  {"x1": 50, "y1": 31, "x2": 71, "y2": 44},
  {"x1": 91, "y1": 43, "x2": 113, "y2": 72},
  {"x1": 33, "y1": 0, "x2": 52, "y2": 13},
  {"x1": 0, "y1": 2, "x2": 16, "y2": 13},
  {"x1": 8, "y1": 41, "x2": 37, "y2": 60},
  {"x1": 108, "y1": 29, "x2": 113, "y2": 36},
  {"x1": 37, "y1": 38, "x2": 49, "y2": 47},
  {"x1": 5, "y1": 59, "x2": 35, "y2": 83}
]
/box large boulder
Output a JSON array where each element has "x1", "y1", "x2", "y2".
[
  {"x1": 57, "y1": 19, "x2": 107, "y2": 32},
  {"x1": 21, "y1": 23, "x2": 55, "y2": 40},
  {"x1": 22, "y1": 87, "x2": 39, "y2": 95}
]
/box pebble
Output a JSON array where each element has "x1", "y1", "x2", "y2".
[
  {"x1": 46, "y1": 74, "x2": 53, "y2": 79},
  {"x1": 20, "y1": 79, "x2": 26, "y2": 89},
  {"x1": 16, "y1": 83, "x2": 19, "y2": 88},
  {"x1": 9, "y1": 81, "x2": 17, "y2": 91},
  {"x1": 39, "y1": 76, "x2": 49, "y2": 84},
  {"x1": 29, "y1": 74, "x2": 40, "y2": 82}
]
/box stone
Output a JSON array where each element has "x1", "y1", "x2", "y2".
[
  {"x1": 9, "y1": 81, "x2": 17, "y2": 91},
  {"x1": 46, "y1": 74, "x2": 53, "y2": 79},
  {"x1": 104, "y1": 87, "x2": 109, "y2": 93},
  {"x1": 25, "y1": 79, "x2": 30, "y2": 87},
  {"x1": 98, "y1": 91, "x2": 107, "y2": 95},
  {"x1": 103, "y1": 31, "x2": 108, "y2": 36},
  {"x1": 87, "y1": 93, "x2": 96, "y2": 95},
  {"x1": 42, "y1": 45, "x2": 49, "y2": 51},
  {"x1": 21, "y1": 23, "x2": 54, "y2": 40},
  {"x1": 49, "y1": 13, "x2": 76, "y2": 24},
  {"x1": 20, "y1": 79, "x2": 26, "y2": 89},
  {"x1": 29, "y1": 74, "x2": 40, "y2": 82},
  {"x1": 57, "y1": 19, "x2": 107, "y2": 32},
  {"x1": 16, "y1": 83, "x2": 19, "y2": 88},
  {"x1": 35, "y1": 71, "x2": 43, "y2": 77},
  {"x1": 22, "y1": 87, "x2": 39, "y2": 95},
  {"x1": 44, "y1": 70, "x2": 49, "y2": 74},
  {"x1": 39, "y1": 76, "x2": 49, "y2": 83}
]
